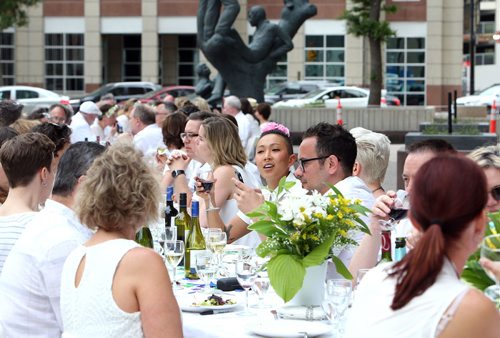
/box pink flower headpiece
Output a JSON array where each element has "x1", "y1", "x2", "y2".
[{"x1": 261, "y1": 122, "x2": 290, "y2": 137}]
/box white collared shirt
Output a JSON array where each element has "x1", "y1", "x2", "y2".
[
  {"x1": 0, "y1": 199, "x2": 93, "y2": 337},
  {"x1": 234, "y1": 111, "x2": 251, "y2": 150},
  {"x1": 133, "y1": 123, "x2": 165, "y2": 157},
  {"x1": 69, "y1": 112, "x2": 95, "y2": 143}
]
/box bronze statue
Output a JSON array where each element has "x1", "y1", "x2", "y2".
[{"x1": 197, "y1": 0, "x2": 317, "y2": 105}]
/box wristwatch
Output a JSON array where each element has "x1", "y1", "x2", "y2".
[{"x1": 171, "y1": 169, "x2": 186, "y2": 178}]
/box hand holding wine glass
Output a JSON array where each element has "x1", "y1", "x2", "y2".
[{"x1": 197, "y1": 170, "x2": 218, "y2": 211}]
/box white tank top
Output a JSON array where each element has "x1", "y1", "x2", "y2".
[{"x1": 60, "y1": 239, "x2": 144, "y2": 338}]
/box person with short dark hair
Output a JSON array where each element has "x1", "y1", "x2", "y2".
[
  {"x1": 60, "y1": 144, "x2": 182, "y2": 337},
  {"x1": 155, "y1": 101, "x2": 177, "y2": 128},
  {"x1": 0, "y1": 132, "x2": 56, "y2": 273},
  {"x1": 0, "y1": 100, "x2": 23, "y2": 127},
  {"x1": 255, "y1": 102, "x2": 271, "y2": 130},
  {"x1": 128, "y1": 103, "x2": 165, "y2": 156},
  {"x1": 0, "y1": 127, "x2": 18, "y2": 204},
  {"x1": 161, "y1": 112, "x2": 187, "y2": 151},
  {"x1": 0, "y1": 142, "x2": 105, "y2": 337},
  {"x1": 49, "y1": 103, "x2": 73, "y2": 125},
  {"x1": 346, "y1": 155, "x2": 500, "y2": 337},
  {"x1": 27, "y1": 107, "x2": 50, "y2": 122},
  {"x1": 32, "y1": 122, "x2": 72, "y2": 168}
]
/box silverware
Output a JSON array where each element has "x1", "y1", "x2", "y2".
[{"x1": 270, "y1": 309, "x2": 279, "y2": 320}]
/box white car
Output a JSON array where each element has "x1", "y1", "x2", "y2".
[
  {"x1": 272, "y1": 86, "x2": 387, "y2": 108},
  {"x1": 456, "y1": 84, "x2": 500, "y2": 110},
  {"x1": 0, "y1": 86, "x2": 69, "y2": 114}
]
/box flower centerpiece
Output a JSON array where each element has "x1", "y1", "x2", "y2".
[{"x1": 247, "y1": 178, "x2": 371, "y2": 302}]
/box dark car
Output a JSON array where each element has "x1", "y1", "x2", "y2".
[
  {"x1": 264, "y1": 81, "x2": 339, "y2": 104},
  {"x1": 137, "y1": 85, "x2": 196, "y2": 104},
  {"x1": 70, "y1": 82, "x2": 161, "y2": 111}
]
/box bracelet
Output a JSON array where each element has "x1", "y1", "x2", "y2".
[{"x1": 206, "y1": 207, "x2": 220, "y2": 212}]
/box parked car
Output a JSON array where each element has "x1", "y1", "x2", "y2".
[
  {"x1": 0, "y1": 86, "x2": 69, "y2": 114},
  {"x1": 456, "y1": 83, "x2": 500, "y2": 110},
  {"x1": 136, "y1": 85, "x2": 195, "y2": 104},
  {"x1": 273, "y1": 86, "x2": 396, "y2": 108},
  {"x1": 264, "y1": 81, "x2": 338, "y2": 104},
  {"x1": 70, "y1": 82, "x2": 161, "y2": 111}
]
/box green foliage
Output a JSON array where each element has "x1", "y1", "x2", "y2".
[
  {"x1": 0, "y1": 0, "x2": 41, "y2": 30},
  {"x1": 341, "y1": 0, "x2": 397, "y2": 42},
  {"x1": 248, "y1": 180, "x2": 371, "y2": 301}
]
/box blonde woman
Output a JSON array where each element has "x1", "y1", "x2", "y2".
[
  {"x1": 196, "y1": 117, "x2": 261, "y2": 246},
  {"x1": 60, "y1": 144, "x2": 182, "y2": 337}
]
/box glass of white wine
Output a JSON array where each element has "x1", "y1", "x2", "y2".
[
  {"x1": 207, "y1": 229, "x2": 227, "y2": 276},
  {"x1": 481, "y1": 234, "x2": 500, "y2": 304},
  {"x1": 164, "y1": 240, "x2": 184, "y2": 289},
  {"x1": 196, "y1": 252, "x2": 216, "y2": 293}
]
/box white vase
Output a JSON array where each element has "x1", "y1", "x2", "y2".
[{"x1": 287, "y1": 261, "x2": 327, "y2": 306}]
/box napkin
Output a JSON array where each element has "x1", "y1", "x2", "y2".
[{"x1": 277, "y1": 305, "x2": 326, "y2": 321}]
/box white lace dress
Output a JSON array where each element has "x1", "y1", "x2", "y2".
[{"x1": 60, "y1": 239, "x2": 144, "y2": 338}]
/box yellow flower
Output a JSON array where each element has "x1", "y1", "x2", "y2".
[
  {"x1": 339, "y1": 230, "x2": 348, "y2": 237},
  {"x1": 326, "y1": 214, "x2": 334, "y2": 221},
  {"x1": 313, "y1": 212, "x2": 323, "y2": 219},
  {"x1": 337, "y1": 211, "x2": 344, "y2": 219}
]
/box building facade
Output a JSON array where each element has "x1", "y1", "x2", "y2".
[{"x1": 0, "y1": 0, "x2": 463, "y2": 106}]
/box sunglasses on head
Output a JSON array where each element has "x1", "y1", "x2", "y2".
[{"x1": 491, "y1": 186, "x2": 500, "y2": 201}]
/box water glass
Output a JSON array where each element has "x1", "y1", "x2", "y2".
[
  {"x1": 236, "y1": 259, "x2": 258, "y2": 316},
  {"x1": 196, "y1": 252, "x2": 216, "y2": 293},
  {"x1": 481, "y1": 234, "x2": 500, "y2": 304},
  {"x1": 252, "y1": 270, "x2": 271, "y2": 308}
]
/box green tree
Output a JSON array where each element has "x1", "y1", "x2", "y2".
[
  {"x1": 341, "y1": 0, "x2": 397, "y2": 106},
  {"x1": 0, "y1": 0, "x2": 41, "y2": 30}
]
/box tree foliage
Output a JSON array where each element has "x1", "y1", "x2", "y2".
[
  {"x1": 0, "y1": 0, "x2": 42, "y2": 30},
  {"x1": 341, "y1": 0, "x2": 397, "y2": 106}
]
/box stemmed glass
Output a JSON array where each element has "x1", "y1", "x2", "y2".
[
  {"x1": 355, "y1": 268, "x2": 370, "y2": 290},
  {"x1": 379, "y1": 189, "x2": 410, "y2": 231},
  {"x1": 323, "y1": 279, "x2": 352, "y2": 334},
  {"x1": 236, "y1": 258, "x2": 258, "y2": 316},
  {"x1": 481, "y1": 234, "x2": 500, "y2": 304},
  {"x1": 207, "y1": 229, "x2": 227, "y2": 276},
  {"x1": 164, "y1": 240, "x2": 184, "y2": 289},
  {"x1": 199, "y1": 170, "x2": 217, "y2": 211},
  {"x1": 196, "y1": 252, "x2": 217, "y2": 293},
  {"x1": 252, "y1": 270, "x2": 271, "y2": 308}
]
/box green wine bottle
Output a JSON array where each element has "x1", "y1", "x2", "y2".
[
  {"x1": 135, "y1": 226, "x2": 153, "y2": 248},
  {"x1": 378, "y1": 229, "x2": 393, "y2": 264},
  {"x1": 175, "y1": 193, "x2": 191, "y2": 266},
  {"x1": 185, "y1": 200, "x2": 206, "y2": 279}
]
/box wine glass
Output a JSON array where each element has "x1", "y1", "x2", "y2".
[
  {"x1": 207, "y1": 230, "x2": 227, "y2": 276},
  {"x1": 379, "y1": 189, "x2": 409, "y2": 231},
  {"x1": 199, "y1": 170, "x2": 217, "y2": 211},
  {"x1": 481, "y1": 234, "x2": 500, "y2": 303},
  {"x1": 252, "y1": 270, "x2": 271, "y2": 308},
  {"x1": 164, "y1": 240, "x2": 184, "y2": 289},
  {"x1": 236, "y1": 259, "x2": 258, "y2": 316},
  {"x1": 196, "y1": 252, "x2": 217, "y2": 293},
  {"x1": 355, "y1": 268, "x2": 370, "y2": 289},
  {"x1": 325, "y1": 280, "x2": 352, "y2": 334}
]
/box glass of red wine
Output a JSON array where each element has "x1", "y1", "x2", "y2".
[
  {"x1": 199, "y1": 170, "x2": 217, "y2": 211},
  {"x1": 380, "y1": 189, "x2": 409, "y2": 231}
]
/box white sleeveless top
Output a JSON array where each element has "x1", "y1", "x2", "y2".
[
  {"x1": 60, "y1": 239, "x2": 144, "y2": 338},
  {"x1": 345, "y1": 258, "x2": 469, "y2": 338}
]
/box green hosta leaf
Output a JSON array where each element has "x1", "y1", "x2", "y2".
[
  {"x1": 267, "y1": 255, "x2": 305, "y2": 302},
  {"x1": 331, "y1": 255, "x2": 353, "y2": 280},
  {"x1": 248, "y1": 220, "x2": 283, "y2": 237},
  {"x1": 303, "y1": 234, "x2": 336, "y2": 268}
]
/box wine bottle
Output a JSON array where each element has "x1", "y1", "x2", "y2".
[
  {"x1": 394, "y1": 237, "x2": 407, "y2": 262},
  {"x1": 175, "y1": 193, "x2": 191, "y2": 243},
  {"x1": 165, "y1": 186, "x2": 178, "y2": 229},
  {"x1": 378, "y1": 229, "x2": 392, "y2": 264},
  {"x1": 185, "y1": 201, "x2": 206, "y2": 279},
  {"x1": 135, "y1": 226, "x2": 153, "y2": 248}
]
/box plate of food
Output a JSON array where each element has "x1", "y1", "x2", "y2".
[{"x1": 180, "y1": 294, "x2": 238, "y2": 313}]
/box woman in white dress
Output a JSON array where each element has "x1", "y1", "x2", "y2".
[
  {"x1": 345, "y1": 155, "x2": 500, "y2": 338},
  {"x1": 60, "y1": 144, "x2": 182, "y2": 338}
]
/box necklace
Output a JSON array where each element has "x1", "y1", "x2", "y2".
[{"x1": 372, "y1": 186, "x2": 384, "y2": 193}]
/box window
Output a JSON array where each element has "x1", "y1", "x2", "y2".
[
  {"x1": 1, "y1": 33, "x2": 15, "y2": 85},
  {"x1": 45, "y1": 33, "x2": 84, "y2": 92},
  {"x1": 0, "y1": 90, "x2": 11, "y2": 99},
  {"x1": 178, "y1": 35, "x2": 198, "y2": 85},
  {"x1": 266, "y1": 54, "x2": 288, "y2": 90},
  {"x1": 16, "y1": 90, "x2": 39, "y2": 99},
  {"x1": 304, "y1": 35, "x2": 345, "y2": 84},
  {"x1": 385, "y1": 37, "x2": 426, "y2": 106},
  {"x1": 123, "y1": 35, "x2": 141, "y2": 82}
]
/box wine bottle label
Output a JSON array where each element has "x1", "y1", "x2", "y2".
[{"x1": 381, "y1": 231, "x2": 391, "y2": 253}]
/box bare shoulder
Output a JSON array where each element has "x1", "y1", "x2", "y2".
[
  {"x1": 440, "y1": 288, "x2": 500, "y2": 338},
  {"x1": 214, "y1": 165, "x2": 236, "y2": 178},
  {"x1": 120, "y1": 246, "x2": 166, "y2": 273}
]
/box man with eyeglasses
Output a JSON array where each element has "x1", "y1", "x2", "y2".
[{"x1": 49, "y1": 103, "x2": 73, "y2": 125}]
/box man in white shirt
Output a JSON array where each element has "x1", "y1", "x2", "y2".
[
  {"x1": 69, "y1": 101, "x2": 102, "y2": 143},
  {"x1": 223, "y1": 95, "x2": 251, "y2": 151},
  {"x1": 0, "y1": 142, "x2": 105, "y2": 337},
  {"x1": 129, "y1": 103, "x2": 165, "y2": 157}
]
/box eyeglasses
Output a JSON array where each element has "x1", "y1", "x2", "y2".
[
  {"x1": 491, "y1": 186, "x2": 500, "y2": 201},
  {"x1": 49, "y1": 116, "x2": 66, "y2": 124},
  {"x1": 180, "y1": 132, "x2": 199, "y2": 140},
  {"x1": 297, "y1": 155, "x2": 330, "y2": 172}
]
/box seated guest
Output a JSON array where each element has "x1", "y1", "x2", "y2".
[
  {"x1": 161, "y1": 111, "x2": 187, "y2": 153},
  {"x1": 0, "y1": 142, "x2": 105, "y2": 337},
  {"x1": 127, "y1": 103, "x2": 165, "y2": 157},
  {"x1": 468, "y1": 145, "x2": 500, "y2": 213},
  {"x1": 60, "y1": 144, "x2": 182, "y2": 337},
  {"x1": 346, "y1": 155, "x2": 500, "y2": 337},
  {"x1": 49, "y1": 103, "x2": 73, "y2": 125},
  {"x1": 350, "y1": 127, "x2": 391, "y2": 198},
  {"x1": 254, "y1": 102, "x2": 271, "y2": 131},
  {"x1": 0, "y1": 133, "x2": 55, "y2": 272},
  {"x1": 0, "y1": 127, "x2": 18, "y2": 204},
  {"x1": 32, "y1": 122, "x2": 72, "y2": 168},
  {"x1": 70, "y1": 101, "x2": 102, "y2": 143}
]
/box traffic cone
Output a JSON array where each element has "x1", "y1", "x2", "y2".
[
  {"x1": 490, "y1": 100, "x2": 497, "y2": 133},
  {"x1": 336, "y1": 98, "x2": 343, "y2": 125}
]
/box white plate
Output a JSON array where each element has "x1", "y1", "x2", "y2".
[
  {"x1": 179, "y1": 296, "x2": 238, "y2": 313},
  {"x1": 249, "y1": 320, "x2": 331, "y2": 338}
]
